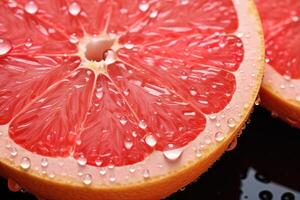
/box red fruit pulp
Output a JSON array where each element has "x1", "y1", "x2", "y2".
[{"x1": 0, "y1": 0, "x2": 243, "y2": 166}]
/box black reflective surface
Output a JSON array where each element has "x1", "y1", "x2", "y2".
[{"x1": 1, "y1": 107, "x2": 300, "y2": 200}]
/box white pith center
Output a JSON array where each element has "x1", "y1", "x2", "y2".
[{"x1": 78, "y1": 35, "x2": 120, "y2": 75}]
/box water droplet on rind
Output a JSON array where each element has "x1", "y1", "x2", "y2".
[
  {"x1": 10, "y1": 147, "x2": 18, "y2": 157},
  {"x1": 227, "y1": 118, "x2": 236, "y2": 128},
  {"x1": 83, "y1": 174, "x2": 92, "y2": 185},
  {"x1": 20, "y1": 157, "x2": 31, "y2": 170},
  {"x1": 129, "y1": 166, "x2": 136, "y2": 173},
  {"x1": 41, "y1": 158, "x2": 49, "y2": 168},
  {"x1": 109, "y1": 174, "x2": 116, "y2": 182},
  {"x1": 143, "y1": 169, "x2": 150, "y2": 179},
  {"x1": 215, "y1": 131, "x2": 224, "y2": 142},
  {"x1": 163, "y1": 149, "x2": 183, "y2": 161},
  {"x1": 296, "y1": 95, "x2": 300, "y2": 102},
  {"x1": 195, "y1": 148, "x2": 202, "y2": 158},
  {"x1": 99, "y1": 168, "x2": 106, "y2": 175},
  {"x1": 77, "y1": 155, "x2": 87, "y2": 166}
]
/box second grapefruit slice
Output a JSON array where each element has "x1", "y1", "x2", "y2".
[
  {"x1": 255, "y1": 0, "x2": 300, "y2": 128},
  {"x1": 0, "y1": 0, "x2": 264, "y2": 199}
]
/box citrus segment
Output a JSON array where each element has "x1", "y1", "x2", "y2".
[
  {"x1": 117, "y1": 34, "x2": 242, "y2": 113},
  {"x1": 0, "y1": 56, "x2": 80, "y2": 124},
  {"x1": 9, "y1": 68, "x2": 95, "y2": 157}
]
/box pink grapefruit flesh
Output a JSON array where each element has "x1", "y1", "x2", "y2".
[
  {"x1": 0, "y1": 0, "x2": 264, "y2": 200},
  {"x1": 255, "y1": 0, "x2": 300, "y2": 127}
]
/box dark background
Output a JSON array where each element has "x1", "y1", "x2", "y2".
[{"x1": 1, "y1": 107, "x2": 300, "y2": 200}]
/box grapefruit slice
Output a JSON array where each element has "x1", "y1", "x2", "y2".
[
  {"x1": 0, "y1": 0, "x2": 264, "y2": 199},
  {"x1": 255, "y1": 0, "x2": 300, "y2": 128}
]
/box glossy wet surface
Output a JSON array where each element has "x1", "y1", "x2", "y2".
[
  {"x1": 0, "y1": 0, "x2": 243, "y2": 166},
  {"x1": 1, "y1": 107, "x2": 299, "y2": 199}
]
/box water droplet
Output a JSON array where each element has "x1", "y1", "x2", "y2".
[
  {"x1": 68, "y1": 2, "x2": 81, "y2": 16},
  {"x1": 163, "y1": 149, "x2": 183, "y2": 161},
  {"x1": 129, "y1": 166, "x2": 136, "y2": 173},
  {"x1": 180, "y1": 72, "x2": 188, "y2": 80},
  {"x1": 204, "y1": 136, "x2": 211, "y2": 145},
  {"x1": 77, "y1": 155, "x2": 87, "y2": 166},
  {"x1": 96, "y1": 90, "x2": 104, "y2": 100},
  {"x1": 0, "y1": 39, "x2": 12, "y2": 56},
  {"x1": 296, "y1": 95, "x2": 300, "y2": 102},
  {"x1": 76, "y1": 138, "x2": 82, "y2": 145},
  {"x1": 215, "y1": 131, "x2": 224, "y2": 142},
  {"x1": 291, "y1": 15, "x2": 299, "y2": 22},
  {"x1": 124, "y1": 43, "x2": 134, "y2": 50},
  {"x1": 83, "y1": 174, "x2": 92, "y2": 185},
  {"x1": 24, "y1": 1, "x2": 38, "y2": 15},
  {"x1": 189, "y1": 88, "x2": 197, "y2": 96},
  {"x1": 145, "y1": 134, "x2": 157, "y2": 147},
  {"x1": 265, "y1": 58, "x2": 270, "y2": 63},
  {"x1": 132, "y1": 131, "x2": 138, "y2": 137},
  {"x1": 195, "y1": 148, "x2": 202, "y2": 158},
  {"x1": 109, "y1": 174, "x2": 116, "y2": 182},
  {"x1": 95, "y1": 158, "x2": 102, "y2": 166},
  {"x1": 138, "y1": 120, "x2": 147, "y2": 130},
  {"x1": 183, "y1": 111, "x2": 196, "y2": 116},
  {"x1": 78, "y1": 171, "x2": 83, "y2": 176},
  {"x1": 10, "y1": 147, "x2": 18, "y2": 157},
  {"x1": 119, "y1": 117, "x2": 127, "y2": 126},
  {"x1": 227, "y1": 118, "x2": 236, "y2": 128},
  {"x1": 103, "y1": 50, "x2": 116, "y2": 65},
  {"x1": 123, "y1": 89, "x2": 130, "y2": 96},
  {"x1": 48, "y1": 172, "x2": 55, "y2": 179},
  {"x1": 227, "y1": 138, "x2": 237, "y2": 151},
  {"x1": 180, "y1": 0, "x2": 189, "y2": 5},
  {"x1": 143, "y1": 169, "x2": 150, "y2": 179},
  {"x1": 108, "y1": 164, "x2": 114, "y2": 169},
  {"x1": 99, "y1": 168, "x2": 106, "y2": 175},
  {"x1": 281, "y1": 192, "x2": 295, "y2": 200},
  {"x1": 259, "y1": 190, "x2": 273, "y2": 200},
  {"x1": 6, "y1": 142, "x2": 11, "y2": 149},
  {"x1": 69, "y1": 34, "x2": 79, "y2": 44},
  {"x1": 20, "y1": 157, "x2": 31, "y2": 170},
  {"x1": 209, "y1": 115, "x2": 217, "y2": 120},
  {"x1": 149, "y1": 10, "x2": 158, "y2": 18},
  {"x1": 139, "y1": 2, "x2": 149, "y2": 12},
  {"x1": 124, "y1": 141, "x2": 133, "y2": 150},
  {"x1": 41, "y1": 158, "x2": 48, "y2": 168},
  {"x1": 236, "y1": 42, "x2": 243, "y2": 47},
  {"x1": 25, "y1": 39, "x2": 32, "y2": 48},
  {"x1": 8, "y1": 0, "x2": 17, "y2": 8},
  {"x1": 283, "y1": 72, "x2": 292, "y2": 81}
]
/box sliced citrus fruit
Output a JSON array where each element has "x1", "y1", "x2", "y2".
[
  {"x1": 255, "y1": 0, "x2": 300, "y2": 128},
  {"x1": 0, "y1": 0, "x2": 264, "y2": 199}
]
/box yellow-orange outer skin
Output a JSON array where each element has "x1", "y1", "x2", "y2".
[
  {"x1": 0, "y1": 1, "x2": 265, "y2": 200},
  {"x1": 260, "y1": 84, "x2": 300, "y2": 128}
]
